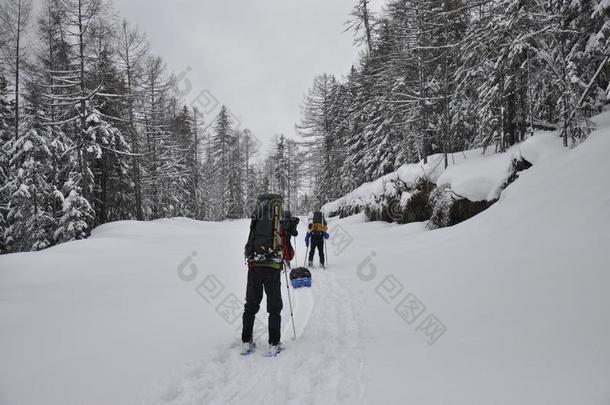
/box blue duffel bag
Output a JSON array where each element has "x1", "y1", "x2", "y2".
[{"x1": 290, "y1": 267, "x2": 312, "y2": 288}]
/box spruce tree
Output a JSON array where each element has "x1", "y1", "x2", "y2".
[
  {"x1": 210, "y1": 106, "x2": 234, "y2": 220},
  {"x1": 4, "y1": 112, "x2": 56, "y2": 251},
  {"x1": 0, "y1": 76, "x2": 15, "y2": 253}
]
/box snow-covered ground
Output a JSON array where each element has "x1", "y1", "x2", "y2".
[{"x1": 2, "y1": 113, "x2": 610, "y2": 404}]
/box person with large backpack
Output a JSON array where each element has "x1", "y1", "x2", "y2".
[
  {"x1": 241, "y1": 194, "x2": 295, "y2": 356},
  {"x1": 305, "y1": 211, "x2": 329, "y2": 268}
]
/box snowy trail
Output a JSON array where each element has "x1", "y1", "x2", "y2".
[{"x1": 154, "y1": 270, "x2": 364, "y2": 405}]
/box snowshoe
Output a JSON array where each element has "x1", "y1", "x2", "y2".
[
  {"x1": 240, "y1": 341, "x2": 256, "y2": 356},
  {"x1": 265, "y1": 343, "x2": 284, "y2": 357}
]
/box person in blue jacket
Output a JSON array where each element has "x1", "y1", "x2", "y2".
[{"x1": 305, "y1": 211, "x2": 329, "y2": 268}]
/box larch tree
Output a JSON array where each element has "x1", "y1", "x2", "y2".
[
  {"x1": 117, "y1": 18, "x2": 148, "y2": 220},
  {"x1": 0, "y1": 0, "x2": 33, "y2": 140}
]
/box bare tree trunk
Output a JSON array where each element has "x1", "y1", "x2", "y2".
[
  {"x1": 361, "y1": 0, "x2": 373, "y2": 55},
  {"x1": 77, "y1": 0, "x2": 90, "y2": 197},
  {"x1": 442, "y1": 20, "x2": 450, "y2": 169},
  {"x1": 148, "y1": 76, "x2": 159, "y2": 217},
  {"x1": 121, "y1": 20, "x2": 143, "y2": 220},
  {"x1": 192, "y1": 108, "x2": 200, "y2": 218},
  {"x1": 14, "y1": 0, "x2": 22, "y2": 140},
  {"x1": 43, "y1": 3, "x2": 62, "y2": 223},
  {"x1": 415, "y1": 2, "x2": 429, "y2": 164},
  {"x1": 100, "y1": 153, "x2": 107, "y2": 224},
  {"x1": 558, "y1": 40, "x2": 569, "y2": 147},
  {"x1": 526, "y1": 49, "x2": 535, "y2": 138},
  {"x1": 245, "y1": 133, "x2": 250, "y2": 205}
]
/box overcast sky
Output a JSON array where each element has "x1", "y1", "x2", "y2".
[{"x1": 112, "y1": 0, "x2": 383, "y2": 150}]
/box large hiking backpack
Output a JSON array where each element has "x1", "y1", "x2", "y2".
[
  {"x1": 309, "y1": 211, "x2": 327, "y2": 234},
  {"x1": 245, "y1": 194, "x2": 284, "y2": 262},
  {"x1": 290, "y1": 267, "x2": 312, "y2": 288}
]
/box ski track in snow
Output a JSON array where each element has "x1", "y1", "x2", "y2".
[{"x1": 153, "y1": 271, "x2": 364, "y2": 405}]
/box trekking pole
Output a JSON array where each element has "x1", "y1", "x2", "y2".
[
  {"x1": 283, "y1": 260, "x2": 297, "y2": 340},
  {"x1": 294, "y1": 237, "x2": 298, "y2": 267}
]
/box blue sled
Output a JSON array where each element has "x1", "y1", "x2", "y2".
[{"x1": 291, "y1": 277, "x2": 312, "y2": 288}]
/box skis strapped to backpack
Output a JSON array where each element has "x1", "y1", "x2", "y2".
[{"x1": 245, "y1": 194, "x2": 284, "y2": 264}]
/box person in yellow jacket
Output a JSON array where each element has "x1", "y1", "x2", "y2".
[{"x1": 305, "y1": 211, "x2": 329, "y2": 268}]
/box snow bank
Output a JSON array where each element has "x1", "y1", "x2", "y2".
[
  {"x1": 324, "y1": 129, "x2": 567, "y2": 217},
  {"x1": 326, "y1": 114, "x2": 610, "y2": 404}
]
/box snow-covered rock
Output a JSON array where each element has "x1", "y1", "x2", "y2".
[{"x1": 323, "y1": 125, "x2": 568, "y2": 228}]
